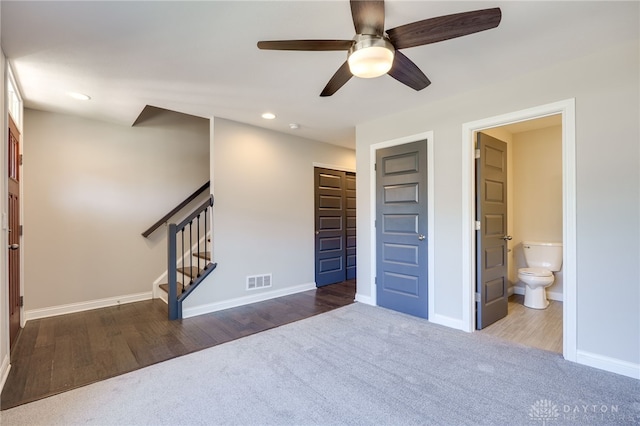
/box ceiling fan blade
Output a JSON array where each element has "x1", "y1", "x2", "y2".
[
  {"x1": 350, "y1": 0, "x2": 385, "y2": 36},
  {"x1": 257, "y1": 40, "x2": 353, "y2": 51},
  {"x1": 320, "y1": 61, "x2": 353, "y2": 97},
  {"x1": 387, "y1": 8, "x2": 502, "y2": 50},
  {"x1": 387, "y1": 50, "x2": 431, "y2": 91}
]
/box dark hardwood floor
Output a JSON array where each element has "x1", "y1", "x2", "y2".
[{"x1": 1, "y1": 280, "x2": 355, "y2": 410}]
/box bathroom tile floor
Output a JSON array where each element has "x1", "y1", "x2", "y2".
[{"x1": 480, "y1": 294, "x2": 563, "y2": 353}]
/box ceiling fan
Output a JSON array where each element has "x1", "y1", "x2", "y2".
[{"x1": 257, "y1": 1, "x2": 501, "y2": 96}]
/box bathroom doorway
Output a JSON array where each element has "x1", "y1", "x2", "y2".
[
  {"x1": 476, "y1": 115, "x2": 564, "y2": 353},
  {"x1": 461, "y1": 99, "x2": 577, "y2": 362}
]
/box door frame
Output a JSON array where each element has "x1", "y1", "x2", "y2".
[
  {"x1": 5, "y1": 65, "x2": 24, "y2": 334},
  {"x1": 312, "y1": 164, "x2": 356, "y2": 286},
  {"x1": 312, "y1": 162, "x2": 356, "y2": 286},
  {"x1": 461, "y1": 99, "x2": 577, "y2": 362},
  {"x1": 367, "y1": 132, "x2": 434, "y2": 317}
]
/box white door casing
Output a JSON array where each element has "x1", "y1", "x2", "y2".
[{"x1": 461, "y1": 99, "x2": 577, "y2": 362}]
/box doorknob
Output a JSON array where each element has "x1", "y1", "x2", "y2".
[
  {"x1": 502, "y1": 235, "x2": 512, "y2": 241},
  {"x1": 418, "y1": 234, "x2": 426, "y2": 241},
  {"x1": 8, "y1": 244, "x2": 19, "y2": 250}
]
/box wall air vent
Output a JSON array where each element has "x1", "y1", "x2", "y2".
[{"x1": 247, "y1": 274, "x2": 272, "y2": 291}]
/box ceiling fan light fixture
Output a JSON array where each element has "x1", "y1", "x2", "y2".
[{"x1": 348, "y1": 35, "x2": 395, "y2": 79}]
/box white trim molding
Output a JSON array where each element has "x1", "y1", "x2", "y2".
[
  {"x1": 429, "y1": 314, "x2": 466, "y2": 331},
  {"x1": 182, "y1": 282, "x2": 316, "y2": 319},
  {"x1": 576, "y1": 350, "x2": 640, "y2": 380},
  {"x1": 0, "y1": 353, "x2": 10, "y2": 394},
  {"x1": 369, "y1": 131, "x2": 434, "y2": 319},
  {"x1": 25, "y1": 292, "x2": 152, "y2": 321},
  {"x1": 312, "y1": 162, "x2": 356, "y2": 174},
  {"x1": 354, "y1": 292, "x2": 375, "y2": 306},
  {"x1": 461, "y1": 99, "x2": 577, "y2": 364}
]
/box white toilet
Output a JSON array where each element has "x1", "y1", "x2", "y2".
[{"x1": 517, "y1": 241, "x2": 563, "y2": 309}]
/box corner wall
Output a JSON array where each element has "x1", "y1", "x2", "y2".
[
  {"x1": 182, "y1": 117, "x2": 355, "y2": 316},
  {"x1": 22, "y1": 109, "x2": 209, "y2": 314}
]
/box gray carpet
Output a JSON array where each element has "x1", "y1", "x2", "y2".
[{"x1": 1, "y1": 303, "x2": 638, "y2": 425}]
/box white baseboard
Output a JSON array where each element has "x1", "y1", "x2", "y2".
[
  {"x1": 429, "y1": 313, "x2": 467, "y2": 331},
  {"x1": 0, "y1": 353, "x2": 10, "y2": 394},
  {"x1": 576, "y1": 350, "x2": 640, "y2": 380},
  {"x1": 354, "y1": 295, "x2": 467, "y2": 332},
  {"x1": 512, "y1": 285, "x2": 563, "y2": 302},
  {"x1": 354, "y1": 292, "x2": 375, "y2": 306},
  {"x1": 182, "y1": 282, "x2": 316, "y2": 319},
  {"x1": 25, "y1": 292, "x2": 152, "y2": 321},
  {"x1": 547, "y1": 290, "x2": 563, "y2": 301},
  {"x1": 157, "y1": 290, "x2": 168, "y2": 304}
]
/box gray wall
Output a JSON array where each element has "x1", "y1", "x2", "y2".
[
  {"x1": 182, "y1": 117, "x2": 356, "y2": 314},
  {"x1": 355, "y1": 38, "x2": 639, "y2": 370},
  {"x1": 23, "y1": 108, "x2": 210, "y2": 311},
  {"x1": 20, "y1": 109, "x2": 356, "y2": 318}
]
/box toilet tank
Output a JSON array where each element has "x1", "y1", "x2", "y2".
[{"x1": 522, "y1": 241, "x2": 563, "y2": 271}]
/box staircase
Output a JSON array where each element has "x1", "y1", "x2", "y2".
[
  {"x1": 143, "y1": 186, "x2": 217, "y2": 320},
  {"x1": 158, "y1": 251, "x2": 214, "y2": 297}
]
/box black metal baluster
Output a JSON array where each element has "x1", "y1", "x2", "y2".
[
  {"x1": 189, "y1": 221, "x2": 193, "y2": 282},
  {"x1": 197, "y1": 213, "x2": 201, "y2": 272},
  {"x1": 204, "y1": 206, "x2": 209, "y2": 267},
  {"x1": 181, "y1": 228, "x2": 185, "y2": 292}
]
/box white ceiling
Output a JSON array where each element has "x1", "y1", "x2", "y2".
[{"x1": 1, "y1": 1, "x2": 636, "y2": 149}]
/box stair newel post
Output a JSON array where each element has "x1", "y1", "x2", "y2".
[{"x1": 167, "y1": 223, "x2": 179, "y2": 320}]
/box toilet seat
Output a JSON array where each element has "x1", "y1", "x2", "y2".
[{"x1": 518, "y1": 267, "x2": 552, "y2": 277}]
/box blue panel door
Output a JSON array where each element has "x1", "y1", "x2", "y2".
[
  {"x1": 345, "y1": 173, "x2": 357, "y2": 280},
  {"x1": 476, "y1": 132, "x2": 509, "y2": 329},
  {"x1": 376, "y1": 140, "x2": 428, "y2": 318},
  {"x1": 315, "y1": 168, "x2": 356, "y2": 286}
]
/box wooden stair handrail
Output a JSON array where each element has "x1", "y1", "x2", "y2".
[{"x1": 142, "y1": 181, "x2": 210, "y2": 238}]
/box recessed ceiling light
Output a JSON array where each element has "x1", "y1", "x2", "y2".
[
  {"x1": 289, "y1": 123, "x2": 300, "y2": 130},
  {"x1": 68, "y1": 92, "x2": 91, "y2": 101},
  {"x1": 261, "y1": 112, "x2": 276, "y2": 120}
]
